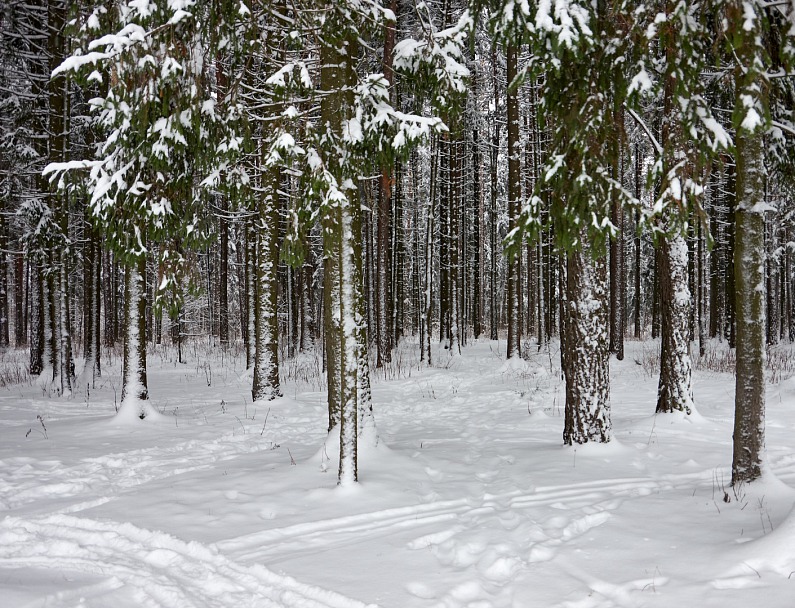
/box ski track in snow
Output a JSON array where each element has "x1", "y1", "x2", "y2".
[
  {"x1": 0, "y1": 515, "x2": 376, "y2": 608},
  {"x1": 219, "y1": 473, "x2": 704, "y2": 562}
]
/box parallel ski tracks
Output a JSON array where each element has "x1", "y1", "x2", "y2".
[{"x1": 219, "y1": 471, "x2": 712, "y2": 563}]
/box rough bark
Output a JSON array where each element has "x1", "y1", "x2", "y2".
[
  {"x1": 561, "y1": 243, "x2": 611, "y2": 444},
  {"x1": 251, "y1": 165, "x2": 281, "y2": 402},
  {"x1": 656, "y1": 234, "x2": 694, "y2": 413}
]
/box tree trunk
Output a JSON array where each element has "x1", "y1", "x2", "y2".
[
  {"x1": 656, "y1": 234, "x2": 694, "y2": 413},
  {"x1": 731, "y1": 0, "x2": 768, "y2": 483},
  {"x1": 0, "y1": 203, "x2": 8, "y2": 348},
  {"x1": 561, "y1": 242, "x2": 611, "y2": 444},
  {"x1": 320, "y1": 13, "x2": 372, "y2": 484},
  {"x1": 245, "y1": 215, "x2": 256, "y2": 369},
  {"x1": 252, "y1": 164, "x2": 282, "y2": 402},
  {"x1": 609, "y1": 158, "x2": 625, "y2": 359},
  {"x1": 15, "y1": 253, "x2": 25, "y2": 347},
  {"x1": 120, "y1": 256, "x2": 153, "y2": 419},
  {"x1": 489, "y1": 43, "x2": 499, "y2": 341},
  {"x1": 219, "y1": 197, "x2": 229, "y2": 347},
  {"x1": 506, "y1": 44, "x2": 521, "y2": 359}
]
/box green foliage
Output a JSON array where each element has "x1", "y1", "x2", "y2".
[{"x1": 47, "y1": 0, "x2": 254, "y2": 313}]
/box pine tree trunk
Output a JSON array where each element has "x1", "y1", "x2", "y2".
[
  {"x1": 219, "y1": 197, "x2": 229, "y2": 347},
  {"x1": 633, "y1": 146, "x2": 642, "y2": 339},
  {"x1": 15, "y1": 253, "x2": 25, "y2": 347},
  {"x1": 84, "y1": 225, "x2": 102, "y2": 383},
  {"x1": 252, "y1": 165, "x2": 281, "y2": 402},
  {"x1": 30, "y1": 264, "x2": 45, "y2": 376},
  {"x1": 245, "y1": 216, "x2": 256, "y2": 369},
  {"x1": 422, "y1": 155, "x2": 435, "y2": 365},
  {"x1": 120, "y1": 256, "x2": 152, "y2": 418},
  {"x1": 489, "y1": 44, "x2": 499, "y2": 341},
  {"x1": 725, "y1": 161, "x2": 737, "y2": 347},
  {"x1": 375, "y1": 0, "x2": 396, "y2": 367},
  {"x1": 656, "y1": 234, "x2": 694, "y2": 413},
  {"x1": 0, "y1": 205, "x2": 8, "y2": 348},
  {"x1": 506, "y1": 44, "x2": 521, "y2": 359},
  {"x1": 561, "y1": 242, "x2": 611, "y2": 444},
  {"x1": 609, "y1": 170, "x2": 624, "y2": 360},
  {"x1": 449, "y1": 131, "x2": 461, "y2": 355},
  {"x1": 731, "y1": 0, "x2": 768, "y2": 483},
  {"x1": 472, "y1": 73, "x2": 483, "y2": 339},
  {"x1": 320, "y1": 14, "x2": 372, "y2": 483}
]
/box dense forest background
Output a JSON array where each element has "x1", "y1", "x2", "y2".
[{"x1": 1, "y1": 0, "x2": 794, "y2": 484}]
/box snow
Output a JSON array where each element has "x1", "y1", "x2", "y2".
[{"x1": 1, "y1": 339, "x2": 795, "y2": 607}]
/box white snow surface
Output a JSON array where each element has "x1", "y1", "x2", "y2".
[{"x1": 2, "y1": 339, "x2": 795, "y2": 607}]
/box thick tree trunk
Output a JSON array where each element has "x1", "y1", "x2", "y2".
[
  {"x1": 561, "y1": 242, "x2": 611, "y2": 444},
  {"x1": 656, "y1": 234, "x2": 694, "y2": 413}
]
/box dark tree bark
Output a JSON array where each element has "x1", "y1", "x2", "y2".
[
  {"x1": 15, "y1": 253, "x2": 26, "y2": 347},
  {"x1": 609, "y1": 162, "x2": 624, "y2": 360},
  {"x1": 506, "y1": 43, "x2": 521, "y2": 359},
  {"x1": 0, "y1": 199, "x2": 8, "y2": 348},
  {"x1": 219, "y1": 197, "x2": 229, "y2": 347},
  {"x1": 633, "y1": 145, "x2": 642, "y2": 340},
  {"x1": 489, "y1": 43, "x2": 499, "y2": 341}
]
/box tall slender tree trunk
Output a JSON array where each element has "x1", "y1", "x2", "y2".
[
  {"x1": 472, "y1": 65, "x2": 483, "y2": 340},
  {"x1": 252, "y1": 165, "x2": 281, "y2": 402},
  {"x1": 730, "y1": 0, "x2": 768, "y2": 485},
  {"x1": 375, "y1": 0, "x2": 397, "y2": 367},
  {"x1": 30, "y1": 264, "x2": 45, "y2": 376},
  {"x1": 219, "y1": 197, "x2": 229, "y2": 347},
  {"x1": 245, "y1": 215, "x2": 256, "y2": 369},
  {"x1": 656, "y1": 56, "x2": 694, "y2": 415},
  {"x1": 609, "y1": 164, "x2": 624, "y2": 360},
  {"x1": 0, "y1": 202, "x2": 8, "y2": 348},
  {"x1": 633, "y1": 146, "x2": 642, "y2": 339},
  {"x1": 489, "y1": 43, "x2": 499, "y2": 341},
  {"x1": 506, "y1": 44, "x2": 521, "y2": 359},
  {"x1": 449, "y1": 130, "x2": 461, "y2": 355},
  {"x1": 320, "y1": 12, "x2": 372, "y2": 484},
  {"x1": 15, "y1": 253, "x2": 26, "y2": 347}
]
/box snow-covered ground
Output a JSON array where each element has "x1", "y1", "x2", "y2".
[{"x1": 1, "y1": 339, "x2": 794, "y2": 608}]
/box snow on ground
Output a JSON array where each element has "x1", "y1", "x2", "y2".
[{"x1": 1, "y1": 339, "x2": 794, "y2": 607}]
